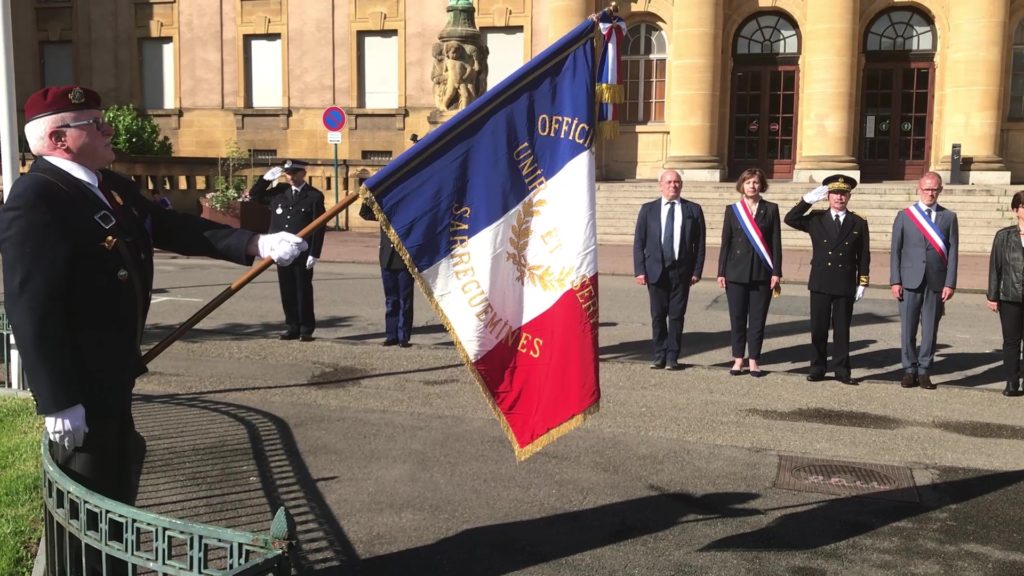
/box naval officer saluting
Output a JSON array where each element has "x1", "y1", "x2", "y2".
[
  {"x1": 785, "y1": 175, "x2": 871, "y2": 385},
  {"x1": 249, "y1": 159, "x2": 326, "y2": 341}
]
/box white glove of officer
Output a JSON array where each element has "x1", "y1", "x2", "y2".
[
  {"x1": 855, "y1": 286, "x2": 866, "y2": 302},
  {"x1": 262, "y1": 166, "x2": 284, "y2": 181},
  {"x1": 257, "y1": 232, "x2": 308, "y2": 266},
  {"x1": 802, "y1": 184, "x2": 829, "y2": 204},
  {"x1": 44, "y1": 403, "x2": 88, "y2": 451},
  {"x1": 306, "y1": 256, "x2": 317, "y2": 270}
]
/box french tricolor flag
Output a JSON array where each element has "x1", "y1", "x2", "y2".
[{"x1": 362, "y1": 20, "x2": 601, "y2": 460}]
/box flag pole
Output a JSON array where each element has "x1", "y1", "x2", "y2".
[
  {"x1": 141, "y1": 191, "x2": 361, "y2": 365},
  {"x1": 0, "y1": 0, "x2": 20, "y2": 201}
]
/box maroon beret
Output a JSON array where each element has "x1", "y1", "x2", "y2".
[{"x1": 24, "y1": 85, "x2": 102, "y2": 122}]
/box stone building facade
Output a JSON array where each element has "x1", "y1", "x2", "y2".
[{"x1": 12, "y1": 0, "x2": 1024, "y2": 184}]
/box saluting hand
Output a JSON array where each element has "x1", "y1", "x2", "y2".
[{"x1": 802, "y1": 185, "x2": 829, "y2": 204}]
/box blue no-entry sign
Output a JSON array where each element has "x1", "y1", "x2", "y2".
[{"x1": 322, "y1": 106, "x2": 347, "y2": 132}]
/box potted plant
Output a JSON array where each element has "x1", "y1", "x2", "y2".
[{"x1": 200, "y1": 141, "x2": 269, "y2": 232}]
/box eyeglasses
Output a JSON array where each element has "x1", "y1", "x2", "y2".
[{"x1": 57, "y1": 117, "x2": 106, "y2": 131}]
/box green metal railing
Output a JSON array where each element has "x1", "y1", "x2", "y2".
[
  {"x1": 41, "y1": 435, "x2": 294, "y2": 575},
  {"x1": 1, "y1": 302, "x2": 28, "y2": 390}
]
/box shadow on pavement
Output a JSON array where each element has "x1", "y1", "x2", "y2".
[
  {"x1": 355, "y1": 491, "x2": 760, "y2": 576},
  {"x1": 133, "y1": 393, "x2": 358, "y2": 574},
  {"x1": 702, "y1": 469, "x2": 1024, "y2": 552}
]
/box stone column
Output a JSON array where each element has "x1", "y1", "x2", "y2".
[
  {"x1": 792, "y1": 0, "x2": 860, "y2": 183},
  {"x1": 936, "y1": 0, "x2": 1010, "y2": 184},
  {"x1": 547, "y1": 0, "x2": 590, "y2": 45},
  {"x1": 663, "y1": 0, "x2": 723, "y2": 181}
]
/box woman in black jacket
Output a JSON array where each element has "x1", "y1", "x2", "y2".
[
  {"x1": 986, "y1": 190, "x2": 1024, "y2": 396},
  {"x1": 716, "y1": 168, "x2": 783, "y2": 377}
]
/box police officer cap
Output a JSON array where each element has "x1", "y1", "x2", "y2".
[
  {"x1": 281, "y1": 159, "x2": 309, "y2": 173},
  {"x1": 24, "y1": 85, "x2": 102, "y2": 122},
  {"x1": 823, "y1": 174, "x2": 857, "y2": 194}
]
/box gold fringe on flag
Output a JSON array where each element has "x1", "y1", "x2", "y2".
[
  {"x1": 597, "y1": 120, "x2": 619, "y2": 140},
  {"x1": 595, "y1": 82, "x2": 623, "y2": 104}
]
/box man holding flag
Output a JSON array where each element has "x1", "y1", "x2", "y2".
[
  {"x1": 890, "y1": 171, "x2": 958, "y2": 390},
  {"x1": 359, "y1": 19, "x2": 603, "y2": 460}
]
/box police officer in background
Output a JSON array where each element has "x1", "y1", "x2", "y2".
[
  {"x1": 249, "y1": 160, "x2": 326, "y2": 341},
  {"x1": 784, "y1": 175, "x2": 871, "y2": 385}
]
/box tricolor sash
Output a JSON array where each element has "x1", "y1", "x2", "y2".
[
  {"x1": 732, "y1": 201, "x2": 773, "y2": 272},
  {"x1": 905, "y1": 205, "x2": 948, "y2": 264}
]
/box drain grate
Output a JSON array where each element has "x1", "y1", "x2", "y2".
[{"x1": 774, "y1": 455, "x2": 919, "y2": 503}]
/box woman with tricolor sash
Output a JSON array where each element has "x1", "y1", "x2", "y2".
[
  {"x1": 717, "y1": 168, "x2": 783, "y2": 377},
  {"x1": 986, "y1": 190, "x2": 1024, "y2": 397}
]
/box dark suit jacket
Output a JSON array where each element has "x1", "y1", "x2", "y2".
[
  {"x1": 717, "y1": 200, "x2": 783, "y2": 282},
  {"x1": 0, "y1": 158, "x2": 256, "y2": 416},
  {"x1": 633, "y1": 197, "x2": 706, "y2": 284},
  {"x1": 358, "y1": 202, "x2": 406, "y2": 271},
  {"x1": 784, "y1": 200, "x2": 871, "y2": 297},
  {"x1": 249, "y1": 179, "x2": 326, "y2": 258}
]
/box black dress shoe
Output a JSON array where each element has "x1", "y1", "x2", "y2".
[
  {"x1": 750, "y1": 370, "x2": 765, "y2": 378},
  {"x1": 650, "y1": 361, "x2": 666, "y2": 369},
  {"x1": 399, "y1": 341, "x2": 412, "y2": 348},
  {"x1": 729, "y1": 368, "x2": 743, "y2": 376},
  {"x1": 382, "y1": 339, "x2": 399, "y2": 347},
  {"x1": 1003, "y1": 383, "x2": 1024, "y2": 397},
  {"x1": 299, "y1": 335, "x2": 315, "y2": 342},
  {"x1": 837, "y1": 375, "x2": 857, "y2": 385},
  {"x1": 900, "y1": 372, "x2": 918, "y2": 388},
  {"x1": 665, "y1": 362, "x2": 682, "y2": 371},
  {"x1": 806, "y1": 373, "x2": 825, "y2": 382},
  {"x1": 278, "y1": 332, "x2": 299, "y2": 341},
  {"x1": 919, "y1": 374, "x2": 936, "y2": 390}
]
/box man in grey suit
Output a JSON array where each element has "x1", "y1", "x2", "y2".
[{"x1": 890, "y1": 171, "x2": 958, "y2": 390}]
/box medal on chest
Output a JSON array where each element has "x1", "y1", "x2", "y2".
[{"x1": 276, "y1": 206, "x2": 283, "y2": 215}]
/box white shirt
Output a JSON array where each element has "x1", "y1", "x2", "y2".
[
  {"x1": 916, "y1": 201, "x2": 937, "y2": 221},
  {"x1": 43, "y1": 156, "x2": 110, "y2": 208},
  {"x1": 830, "y1": 209, "x2": 847, "y2": 226},
  {"x1": 660, "y1": 198, "x2": 682, "y2": 259}
]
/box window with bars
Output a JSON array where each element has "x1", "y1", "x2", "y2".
[
  {"x1": 1010, "y1": 21, "x2": 1024, "y2": 120},
  {"x1": 622, "y1": 23, "x2": 666, "y2": 124}
]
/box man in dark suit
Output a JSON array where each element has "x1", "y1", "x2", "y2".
[
  {"x1": 784, "y1": 174, "x2": 870, "y2": 385},
  {"x1": 360, "y1": 202, "x2": 414, "y2": 347},
  {"x1": 0, "y1": 85, "x2": 307, "y2": 505},
  {"x1": 633, "y1": 169, "x2": 706, "y2": 370},
  {"x1": 890, "y1": 171, "x2": 958, "y2": 390},
  {"x1": 249, "y1": 159, "x2": 326, "y2": 341}
]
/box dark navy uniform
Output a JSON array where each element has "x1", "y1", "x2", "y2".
[
  {"x1": 359, "y1": 202, "x2": 414, "y2": 345},
  {"x1": 0, "y1": 157, "x2": 257, "y2": 502},
  {"x1": 249, "y1": 171, "x2": 325, "y2": 338},
  {"x1": 785, "y1": 184, "x2": 870, "y2": 381}
]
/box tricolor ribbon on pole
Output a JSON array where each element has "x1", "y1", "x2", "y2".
[
  {"x1": 361, "y1": 19, "x2": 601, "y2": 460},
  {"x1": 596, "y1": 9, "x2": 627, "y2": 140},
  {"x1": 905, "y1": 205, "x2": 949, "y2": 264}
]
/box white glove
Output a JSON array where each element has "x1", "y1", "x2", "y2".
[
  {"x1": 257, "y1": 232, "x2": 308, "y2": 266},
  {"x1": 802, "y1": 185, "x2": 829, "y2": 204},
  {"x1": 262, "y1": 167, "x2": 284, "y2": 181},
  {"x1": 44, "y1": 404, "x2": 88, "y2": 451},
  {"x1": 855, "y1": 286, "x2": 866, "y2": 302},
  {"x1": 306, "y1": 256, "x2": 317, "y2": 270}
]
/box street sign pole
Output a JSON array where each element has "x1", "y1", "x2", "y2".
[
  {"x1": 322, "y1": 106, "x2": 348, "y2": 231},
  {"x1": 333, "y1": 141, "x2": 340, "y2": 230}
]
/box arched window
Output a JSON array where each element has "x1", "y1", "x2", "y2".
[
  {"x1": 865, "y1": 9, "x2": 935, "y2": 53},
  {"x1": 1010, "y1": 21, "x2": 1024, "y2": 120},
  {"x1": 622, "y1": 22, "x2": 666, "y2": 124},
  {"x1": 734, "y1": 13, "x2": 799, "y2": 55}
]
